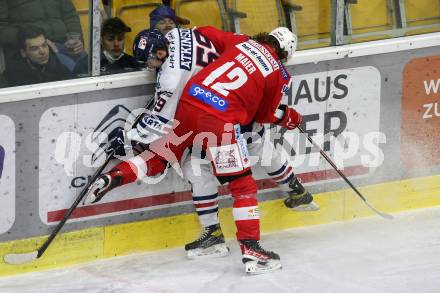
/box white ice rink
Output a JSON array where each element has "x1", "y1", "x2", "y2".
[{"x1": 1, "y1": 207, "x2": 440, "y2": 293}]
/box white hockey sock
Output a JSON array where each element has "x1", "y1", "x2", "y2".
[
  {"x1": 266, "y1": 164, "x2": 295, "y2": 192},
  {"x1": 193, "y1": 193, "x2": 220, "y2": 227}
]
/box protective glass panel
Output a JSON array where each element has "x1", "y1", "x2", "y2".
[{"x1": 0, "y1": 0, "x2": 92, "y2": 88}]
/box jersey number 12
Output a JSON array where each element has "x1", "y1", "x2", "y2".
[{"x1": 202, "y1": 61, "x2": 248, "y2": 96}]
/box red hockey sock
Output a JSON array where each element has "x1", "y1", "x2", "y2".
[
  {"x1": 112, "y1": 161, "x2": 138, "y2": 185},
  {"x1": 229, "y1": 175, "x2": 260, "y2": 240},
  {"x1": 112, "y1": 156, "x2": 167, "y2": 186}
]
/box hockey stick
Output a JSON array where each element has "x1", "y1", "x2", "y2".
[
  {"x1": 3, "y1": 99, "x2": 155, "y2": 265},
  {"x1": 297, "y1": 126, "x2": 393, "y2": 220},
  {"x1": 3, "y1": 150, "x2": 115, "y2": 265}
]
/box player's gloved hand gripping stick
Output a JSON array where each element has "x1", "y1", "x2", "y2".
[
  {"x1": 3, "y1": 99, "x2": 155, "y2": 265},
  {"x1": 275, "y1": 106, "x2": 393, "y2": 220}
]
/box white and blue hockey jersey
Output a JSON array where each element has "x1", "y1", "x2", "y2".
[{"x1": 127, "y1": 27, "x2": 219, "y2": 144}]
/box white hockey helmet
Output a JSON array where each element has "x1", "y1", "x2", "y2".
[{"x1": 269, "y1": 27, "x2": 297, "y2": 62}]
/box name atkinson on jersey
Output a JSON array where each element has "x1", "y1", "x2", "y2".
[{"x1": 179, "y1": 29, "x2": 193, "y2": 71}]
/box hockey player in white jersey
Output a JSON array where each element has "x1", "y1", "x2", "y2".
[
  {"x1": 85, "y1": 27, "x2": 318, "y2": 267},
  {"x1": 128, "y1": 27, "x2": 220, "y2": 144}
]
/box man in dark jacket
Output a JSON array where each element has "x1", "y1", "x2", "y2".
[
  {"x1": 0, "y1": 0, "x2": 85, "y2": 71},
  {"x1": 0, "y1": 0, "x2": 82, "y2": 47},
  {"x1": 5, "y1": 26, "x2": 72, "y2": 86}
]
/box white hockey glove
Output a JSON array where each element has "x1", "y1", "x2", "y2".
[{"x1": 126, "y1": 113, "x2": 173, "y2": 145}]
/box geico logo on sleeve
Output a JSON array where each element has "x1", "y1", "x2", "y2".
[{"x1": 189, "y1": 84, "x2": 229, "y2": 112}]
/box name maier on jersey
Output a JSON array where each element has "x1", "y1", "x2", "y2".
[{"x1": 235, "y1": 40, "x2": 280, "y2": 77}]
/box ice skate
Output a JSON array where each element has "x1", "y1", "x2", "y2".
[
  {"x1": 185, "y1": 224, "x2": 230, "y2": 259},
  {"x1": 284, "y1": 177, "x2": 320, "y2": 211},
  {"x1": 239, "y1": 239, "x2": 282, "y2": 275},
  {"x1": 82, "y1": 172, "x2": 123, "y2": 205}
]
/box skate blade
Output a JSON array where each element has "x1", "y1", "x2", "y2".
[
  {"x1": 245, "y1": 260, "x2": 282, "y2": 275},
  {"x1": 291, "y1": 201, "x2": 320, "y2": 212},
  {"x1": 186, "y1": 244, "x2": 230, "y2": 259}
]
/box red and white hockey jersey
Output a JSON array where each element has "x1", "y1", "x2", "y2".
[{"x1": 181, "y1": 26, "x2": 292, "y2": 126}]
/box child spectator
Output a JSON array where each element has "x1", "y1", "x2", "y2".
[
  {"x1": 149, "y1": 5, "x2": 189, "y2": 35},
  {"x1": 100, "y1": 17, "x2": 140, "y2": 74}
]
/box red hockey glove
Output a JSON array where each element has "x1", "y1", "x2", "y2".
[{"x1": 276, "y1": 105, "x2": 303, "y2": 130}]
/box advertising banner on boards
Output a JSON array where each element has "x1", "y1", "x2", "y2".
[
  {"x1": 280, "y1": 66, "x2": 383, "y2": 180},
  {"x1": 0, "y1": 115, "x2": 15, "y2": 234},
  {"x1": 401, "y1": 55, "x2": 440, "y2": 169},
  {"x1": 38, "y1": 66, "x2": 385, "y2": 224},
  {"x1": 38, "y1": 96, "x2": 190, "y2": 224}
]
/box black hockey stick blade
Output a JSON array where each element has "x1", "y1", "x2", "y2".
[
  {"x1": 3, "y1": 100, "x2": 155, "y2": 265},
  {"x1": 3, "y1": 152, "x2": 114, "y2": 265},
  {"x1": 297, "y1": 126, "x2": 393, "y2": 220}
]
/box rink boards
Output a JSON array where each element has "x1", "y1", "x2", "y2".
[{"x1": 1, "y1": 33, "x2": 440, "y2": 276}]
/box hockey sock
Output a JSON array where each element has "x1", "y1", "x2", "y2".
[
  {"x1": 186, "y1": 163, "x2": 221, "y2": 228},
  {"x1": 112, "y1": 156, "x2": 167, "y2": 185},
  {"x1": 229, "y1": 175, "x2": 260, "y2": 240},
  {"x1": 193, "y1": 193, "x2": 220, "y2": 227},
  {"x1": 266, "y1": 164, "x2": 295, "y2": 192}
]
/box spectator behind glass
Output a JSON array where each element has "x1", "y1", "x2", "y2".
[
  {"x1": 149, "y1": 5, "x2": 189, "y2": 35},
  {"x1": 4, "y1": 26, "x2": 72, "y2": 86},
  {"x1": 99, "y1": 17, "x2": 140, "y2": 74},
  {"x1": 0, "y1": 0, "x2": 85, "y2": 74},
  {"x1": 131, "y1": 5, "x2": 188, "y2": 68}
]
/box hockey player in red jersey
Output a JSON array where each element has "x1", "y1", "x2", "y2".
[
  {"x1": 85, "y1": 26, "x2": 303, "y2": 274},
  {"x1": 117, "y1": 27, "x2": 318, "y2": 260}
]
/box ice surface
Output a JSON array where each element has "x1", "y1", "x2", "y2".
[{"x1": 1, "y1": 207, "x2": 440, "y2": 293}]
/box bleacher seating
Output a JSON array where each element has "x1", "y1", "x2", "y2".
[
  {"x1": 174, "y1": 0, "x2": 229, "y2": 31},
  {"x1": 280, "y1": 0, "x2": 303, "y2": 35},
  {"x1": 291, "y1": 0, "x2": 331, "y2": 48},
  {"x1": 112, "y1": 0, "x2": 163, "y2": 54},
  {"x1": 350, "y1": 0, "x2": 392, "y2": 34},
  {"x1": 76, "y1": 0, "x2": 440, "y2": 55},
  {"x1": 72, "y1": 0, "x2": 91, "y2": 50},
  {"x1": 404, "y1": 0, "x2": 440, "y2": 35},
  {"x1": 72, "y1": 0, "x2": 107, "y2": 51},
  {"x1": 343, "y1": 0, "x2": 395, "y2": 43},
  {"x1": 405, "y1": 0, "x2": 440, "y2": 27},
  {"x1": 225, "y1": 0, "x2": 285, "y2": 36}
]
